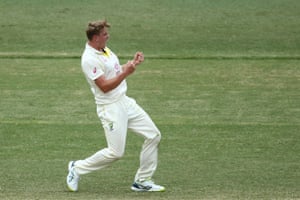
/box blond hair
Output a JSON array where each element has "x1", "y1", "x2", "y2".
[{"x1": 86, "y1": 20, "x2": 110, "y2": 41}]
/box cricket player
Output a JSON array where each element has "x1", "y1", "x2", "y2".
[{"x1": 66, "y1": 20, "x2": 165, "y2": 192}]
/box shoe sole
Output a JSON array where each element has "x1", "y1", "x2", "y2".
[{"x1": 131, "y1": 186, "x2": 165, "y2": 192}]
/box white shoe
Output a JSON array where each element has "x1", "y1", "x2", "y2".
[
  {"x1": 66, "y1": 161, "x2": 80, "y2": 192},
  {"x1": 131, "y1": 179, "x2": 165, "y2": 192}
]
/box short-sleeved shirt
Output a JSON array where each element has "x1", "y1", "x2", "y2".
[{"x1": 81, "y1": 43, "x2": 127, "y2": 105}]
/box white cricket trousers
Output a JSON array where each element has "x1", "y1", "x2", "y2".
[{"x1": 74, "y1": 95, "x2": 161, "y2": 181}]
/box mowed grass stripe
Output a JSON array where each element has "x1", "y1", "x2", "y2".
[{"x1": 1, "y1": 52, "x2": 300, "y2": 60}]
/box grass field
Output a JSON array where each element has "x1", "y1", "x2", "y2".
[{"x1": 1, "y1": 0, "x2": 300, "y2": 199}]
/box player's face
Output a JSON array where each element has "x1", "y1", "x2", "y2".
[{"x1": 96, "y1": 27, "x2": 109, "y2": 48}]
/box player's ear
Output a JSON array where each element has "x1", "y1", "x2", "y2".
[{"x1": 94, "y1": 35, "x2": 99, "y2": 42}]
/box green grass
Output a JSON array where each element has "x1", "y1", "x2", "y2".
[
  {"x1": 0, "y1": 0, "x2": 300, "y2": 57},
  {"x1": 1, "y1": 58, "x2": 299, "y2": 199},
  {"x1": 1, "y1": 0, "x2": 300, "y2": 199}
]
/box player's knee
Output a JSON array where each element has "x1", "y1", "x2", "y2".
[
  {"x1": 150, "y1": 133, "x2": 161, "y2": 145},
  {"x1": 156, "y1": 133, "x2": 162, "y2": 142},
  {"x1": 107, "y1": 148, "x2": 124, "y2": 160}
]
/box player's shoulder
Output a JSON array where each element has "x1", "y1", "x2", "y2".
[
  {"x1": 82, "y1": 46, "x2": 99, "y2": 61},
  {"x1": 81, "y1": 55, "x2": 98, "y2": 69}
]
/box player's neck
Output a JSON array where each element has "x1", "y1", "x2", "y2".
[{"x1": 88, "y1": 41, "x2": 105, "y2": 52}]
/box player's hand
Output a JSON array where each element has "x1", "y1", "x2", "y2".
[
  {"x1": 133, "y1": 52, "x2": 144, "y2": 65},
  {"x1": 123, "y1": 60, "x2": 136, "y2": 76}
]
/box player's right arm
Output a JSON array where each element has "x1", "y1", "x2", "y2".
[{"x1": 94, "y1": 60, "x2": 136, "y2": 93}]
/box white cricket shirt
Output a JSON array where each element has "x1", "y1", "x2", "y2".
[{"x1": 81, "y1": 43, "x2": 127, "y2": 105}]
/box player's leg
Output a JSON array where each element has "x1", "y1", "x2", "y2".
[
  {"x1": 126, "y1": 97, "x2": 165, "y2": 191},
  {"x1": 67, "y1": 101, "x2": 128, "y2": 191},
  {"x1": 75, "y1": 102, "x2": 128, "y2": 174},
  {"x1": 129, "y1": 112, "x2": 161, "y2": 181}
]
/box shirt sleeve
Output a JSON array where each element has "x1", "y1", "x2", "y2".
[{"x1": 82, "y1": 57, "x2": 104, "y2": 80}]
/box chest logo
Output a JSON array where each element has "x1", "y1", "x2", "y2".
[{"x1": 114, "y1": 64, "x2": 121, "y2": 75}]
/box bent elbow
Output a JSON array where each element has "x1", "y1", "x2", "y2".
[{"x1": 99, "y1": 86, "x2": 111, "y2": 93}]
